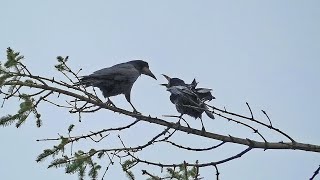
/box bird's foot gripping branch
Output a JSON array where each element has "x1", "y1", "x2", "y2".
[{"x1": 1, "y1": 48, "x2": 320, "y2": 180}]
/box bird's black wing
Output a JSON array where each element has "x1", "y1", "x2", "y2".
[
  {"x1": 167, "y1": 86, "x2": 200, "y2": 106},
  {"x1": 78, "y1": 63, "x2": 140, "y2": 86},
  {"x1": 195, "y1": 88, "x2": 215, "y2": 102},
  {"x1": 92, "y1": 63, "x2": 140, "y2": 80}
]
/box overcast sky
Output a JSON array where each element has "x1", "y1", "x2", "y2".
[{"x1": 1, "y1": 1, "x2": 320, "y2": 180}]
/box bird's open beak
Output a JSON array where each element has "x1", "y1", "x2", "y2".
[
  {"x1": 162, "y1": 74, "x2": 171, "y2": 81},
  {"x1": 160, "y1": 74, "x2": 171, "y2": 87},
  {"x1": 142, "y1": 67, "x2": 157, "y2": 80},
  {"x1": 160, "y1": 83, "x2": 168, "y2": 87}
]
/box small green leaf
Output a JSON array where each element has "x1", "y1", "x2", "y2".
[
  {"x1": 5, "y1": 47, "x2": 24, "y2": 68},
  {"x1": 78, "y1": 165, "x2": 86, "y2": 180},
  {"x1": 36, "y1": 149, "x2": 54, "y2": 163},
  {"x1": 57, "y1": 56, "x2": 64, "y2": 62},
  {"x1": 55, "y1": 64, "x2": 65, "y2": 71},
  {"x1": 48, "y1": 158, "x2": 68, "y2": 168},
  {"x1": 188, "y1": 166, "x2": 197, "y2": 177},
  {"x1": 35, "y1": 113, "x2": 42, "y2": 128},
  {"x1": 97, "y1": 151, "x2": 104, "y2": 159},
  {"x1": 88, "y1": 163, "x2": 101, "y2": 179},
  {"x1": 88, "y1": 149, "x2": 96, "y2": 155},
  {"x1": 15, "y1": 114, "x2": 29, "y2": 128},
  {"x1": 0, "y1": 114, "x2": 19, "y2": 127},
  {"x1": 65, "y1": 162, "x2": 80, "y2": 174},
  {"x1": 68, "y1": 124, "x2": 75, "y2": 133},
  {"x1": 125, "y1": 170, "x2": 135, "y2": 180}
]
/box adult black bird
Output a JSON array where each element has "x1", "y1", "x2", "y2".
[
  {"x1": 76, "y1": 60, "x2": 157, "y2": 113},
  {"x1": 161, "y1": 74, "x2": 215, "y2": 131}
]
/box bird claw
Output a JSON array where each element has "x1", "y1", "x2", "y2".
[
  {"x1": 201, "y1": 126, "x2": 206, "y2": 132},
  {"x1": 106, "y1": 99, "x2": 115, "y2": 107}
]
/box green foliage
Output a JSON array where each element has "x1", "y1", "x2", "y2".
[
  {"x1": 146, "y1": 176, "x2": 161, "y2": 180},
  {"x1": 36, "y1": 138, "x2": 69, "y2": 163},
  {"x1": 64, "y1": 150, "x2": 101, "y2": 180},
  {"x1": 0, "y1": 91, "x2": 43, "y2": 128},
  {"x1": 65, "y1": 159, "x2": 81, "y2": 174},
  {"x1": 0, "y1": 62, "x2": 5, "y2": 74},
  {"x1": 48, "y1": 158, "x2": 69, "y2": 168},
  {"x1": 145, "y1": 164, "x2": 200, "y2": 180},
  {"x1": 68, "y1": 124, "x2": 75, "y2": 133},
  {"x1": 2, "y1": 47, "x2": 106, "y2": 180},
  {"x1": 55, "y1": 56, "x2": 68, "y2": 72},
  {"x1": 88, "y1": 162, "x2": 101, "y2": 180},
  {"x1": 78, "y1": 165, "x2": 86, "y2": 180},
  {"x1": 125, "y1": 171, "x2": 135, "y2": 180},
  {"x1": 55, "y1": 136, "x2": 69, "y2": 154},
  {"x1": 167, "y1": 168, "x2": 182, "y2": 179},
  {"x1": 35, "y1": 112, "x2": 42, "y2": 128},
  {"x1": 122, "y1": 159, "x2": 137, "y2": 180},
  {"x1": 97, "y1": 151, "x2": 105, "y2": 159},
  {"x1": 16, "y1": 95, "x2": 33, "y2": 128},
  {"x1": 38, "y1": 146, "x2": 101, "y2": 180},
  {"x1": 146, "y1": 177, "x2": 159, "y2": 180},
  {"x1": 163, "y1": 165, "x2": 199, "y2": 180},
  {"x1": 36, "y1": 149, "x2": 55, "y2": 163},
  {"x1": 0, "y1": 114, "x2": 20, "y2": 127},
  {"x1": 0, "y1": 94, "x2": 39, "y2": 128},
  {"x1": 0, "y1": 48, "x2": 43, "y2": 128},
  {"x1": 24, "y1": 79, "x2": 35, "y2": 85},
  {"x1": 4, "y1": 47, "x2": 24, "y2": 68},
  {"x1": 188, "y1": 166, "x2": 197, "y2": 178}
]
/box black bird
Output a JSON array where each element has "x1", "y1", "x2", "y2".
[
  {"x1": 76, "y1": 60, "x2": 157, "y2": 113},
  {"x1": 162, "y1": 75, "x2": 215, "y2": 102},
  {"x1": 161, "y1": 74, "x2": 215, "y2": 131}
]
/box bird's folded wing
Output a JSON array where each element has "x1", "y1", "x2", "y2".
[
  {"x1": 90, "y1": 63, "x2": 140, "y2": 81},
  {"x1": 196, "y1": 88, "x2": 212, "y2": 93},
  {"x1": 168, "y1": 86, "x2": 201, "y2": 106}
]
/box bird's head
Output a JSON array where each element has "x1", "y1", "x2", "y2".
[
  {"x1": 129, "y1": 60, "x2": 157, "y2": 80},
  {"x1": 160, "y1": 74, "x2": 186, "y2": 88}
]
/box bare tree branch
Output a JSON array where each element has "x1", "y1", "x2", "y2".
[{"x1": 1, "y1": 49, "x2": 319, "y2": 180}]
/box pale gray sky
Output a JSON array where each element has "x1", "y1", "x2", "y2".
[{"x1": 1, "y1": 1, "x2": 320, "y2": 179}]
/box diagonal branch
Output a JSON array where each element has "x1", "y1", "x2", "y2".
[{"x1": 3, "y1": 81, "x2": 320, "y2": 153}]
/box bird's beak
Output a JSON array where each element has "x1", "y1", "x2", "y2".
[
  {"x1": 162, "y1": 74, "x2": 171, "y2": 81},
  {"x1": 160, "y1": 83, "x2": 168, "y2": 88},
  {"x1": 161, "y1": 74, "x2": 171, "y2": 87},
  {"x1": 142, "y1": 67, "x2": 157, "y2": 80}
]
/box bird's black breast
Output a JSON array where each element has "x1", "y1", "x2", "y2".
[
  {"x1": 96, "y1": 77, "x2": 135, "y2": 98},
  {"x1": 170, "y1": 92, "x2": 203, "y2": 119}
]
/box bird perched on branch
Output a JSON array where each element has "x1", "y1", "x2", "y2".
[
  {"x1": 76, "y1": 60, "x2": 157, "y2": 113},
  {"x1": 161, "y1": 74, "x2": 215, "y2": 131}
]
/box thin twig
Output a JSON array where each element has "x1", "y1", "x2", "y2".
[
  {"x1": 261, "y1": 110, "x2": 273, "y2": 127},
  {"x1": 310, "y1": 165, "x2": 320, "y2": 180}
]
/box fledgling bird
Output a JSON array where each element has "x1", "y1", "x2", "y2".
[
  {"x1": 161, "y1": 74, "x2": 215, "y2": 131},
  {"x1": 76, "y1": 60, "x2": 157, "y2": 113}
]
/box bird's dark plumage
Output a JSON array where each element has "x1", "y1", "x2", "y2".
[
  {"x1": 189, "y1": 79, "x2": 215, "y2": 102},
  {"x1": 161, "y1": 74, "x2": 215, "y2": 131},
  {"x1": 76, "y1": 60, "x2": 157, "y2": 112}
]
